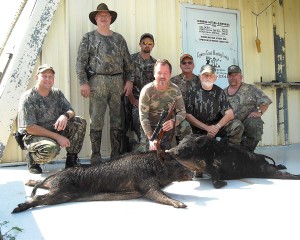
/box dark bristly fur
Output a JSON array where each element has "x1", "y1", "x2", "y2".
[
  {"x1": 12, "y1": 151, "x2": 197, "y2": 213},
  {"x1": 167, "y1": 134, "x2": 300, "y2": 189}
]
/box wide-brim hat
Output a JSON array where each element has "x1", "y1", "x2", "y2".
[{"x1": 89, "y1": 3, "x2": 117, "y2": 25}]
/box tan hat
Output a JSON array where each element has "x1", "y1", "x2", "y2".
[
  {"x1": 200, "y1": 64, "x2": 216, "y2": 75},
  {"x1": 89, "y1": 3, "x2": 117, "y2": 25},
  {"x1": 180, "y1": 54, "x2": 193, "y2": 63},
  {"x1": 37, "y1": 64, "x2": 55, "y2": 74}
]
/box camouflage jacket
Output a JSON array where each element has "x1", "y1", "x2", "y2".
[
  {"x1": 139, "y1": 82, "x2": 186, "y2": 134},
  {"x1": 170, "y1": 73, "x2": 198, "y2": 102},
  {"x1": 18, "y1": 87, "x2": 73, "y2": 133},
  {"x1": 76, "y1": 30, "x2": 133, "y2": 85},
  {"x1": 224, "y1": 82, "x2": 272, "y2": 121},
  {"x1": 130, "y1": 52, "x2": 156, "y2": 98},
  {"x1": 185, "y1": 78, "x2": 232, "y2": 126}
]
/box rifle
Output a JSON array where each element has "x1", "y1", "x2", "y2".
[
  {"x1": 120, "y1": 94, "x2": 131, "y2": 153},
  {"x1": 150, "y1": 101, "x2": 176, "y2": 161}
]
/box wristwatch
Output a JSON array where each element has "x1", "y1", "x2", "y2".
[
  {"x1": 63, "y1": 112, "x2": 70, "y2": 120},
  {"x1": 258, "y1": 109, "x2": 263, "y2": 115}
]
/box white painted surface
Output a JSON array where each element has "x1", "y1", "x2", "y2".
[
  {"x1": 0, "y1": 0, "x2": 60, "y2": 160},
  {"x1": 0, "y1": 144, "x2": 300, "y2": 240}
]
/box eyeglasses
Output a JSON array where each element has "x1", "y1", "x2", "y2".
[
  {"x1": 142, "y1": 41, "x2": 153, "y2": 46},
  {"x1": 181, "y1": 61, "x2": 193, "y2": 65}
]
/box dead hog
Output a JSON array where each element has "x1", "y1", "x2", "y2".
[
  {"x1": 167, "y1": 134, "x2": 300, "y2": 189},
  {"x1": 12, "y1": 151, "x2": 202, "y2": 213}
]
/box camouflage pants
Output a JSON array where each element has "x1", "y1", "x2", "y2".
[
  {"x1": 24, "y1": 116, "x2": 86, "y2": 164},
  {"x1": 242, "y1": 117, "x2": 264, "y2": 141},
  {"x1": 88, "y1": 74, "x2": 123, "y2": 131},
  {"x1": 193, "y1": 119, "x2": 244, "y2": 145},
  {"x1": 137, "y1": 120, "x2": 192, "y2": 152}
]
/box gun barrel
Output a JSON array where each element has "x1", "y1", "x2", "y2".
[{"x1": 150, "y1": 110, "x2": 168, "y2": 141}]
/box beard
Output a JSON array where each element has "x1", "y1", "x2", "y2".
[
  {"x1": 142, "y1": 48, "x2": 151, "y2": 54},
  {"x1": 201, "y1": 81, "x2": 214, "y2": 89}
]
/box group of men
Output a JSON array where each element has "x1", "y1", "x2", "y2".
[{"x1": 17, "y1": 3, "x2": 272, "y2": 174}]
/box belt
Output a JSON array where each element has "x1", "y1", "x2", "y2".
[{"x1": 96, "y1": 73, "x2": 122, "y2": 76}]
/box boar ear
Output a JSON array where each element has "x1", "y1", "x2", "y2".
[{"x1": 195, "y1": 135, "x2": 207, "y2": 147}]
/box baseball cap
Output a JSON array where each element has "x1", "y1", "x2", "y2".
[
  {"x1": 140, "y1": 33, "x2": 154, "y2": 43},
  {"x1": 200, "y1": 64, "x2": 216, "y2": 74},
  {"x1": 228, "y1": 65, "x2": 241, "y2": 73},
  {"x1": 37, "y1": 64, "x2": 55, "y2": 74},
  {"x1": 180, "y1": 54, "x2": 193, "y2": 63}
]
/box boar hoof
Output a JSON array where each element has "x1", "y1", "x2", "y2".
[
  {"x1": 172, "y1": 200, "x2": 187, "y2": 208},
  {"x1": 213, "y1": 180, "x2": 227, "y2": 189},
  {"x1": 11, "y1": 203, "x2": 29, "y2": 213}
]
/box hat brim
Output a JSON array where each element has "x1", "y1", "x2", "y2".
[{"x1": 89, "y1": 10, "x2": 117, "y2": 25}]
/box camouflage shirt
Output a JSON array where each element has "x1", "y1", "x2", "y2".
[
  {"x1": 139, "y1": 82, "x2": 186, "y2": 134},
  {"x1": 170, "y1": 74, "x2": 198, "y2": 101},
  {"x1": 130, "y1": 52, "x2": 156, "y2": 98},
  {"x1": 185, "y1": 78, "x2": 232, "y2": 127},
  {"x1": 76, "y1": 30, "x2": 133, "y2": 85},
  {"x1": 18, "y1": 87, "x2": 73, "y2": 133},
  {"x1": 224, "y1": 82, "x2": 272, "y2": 121}
]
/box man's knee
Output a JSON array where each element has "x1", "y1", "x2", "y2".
[{"x1": 176, "y1": 120, "x2": 192, "y2": 141}]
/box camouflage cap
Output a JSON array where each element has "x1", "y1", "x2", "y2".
[
  {"x1": 228, "y1": 65, "x2": 241, "y2": 73},
  {"x1": 37, "y1": 64, "x2": 55, "y2": 74},
  {"x1": 140, "y1": 33, "x2": 154, "y2": 43},
  {"x1": 180, "y1": 54, "x2": 193, "y2": 63},
  {"x1": 200, "y1": 64, "x2": 216, "y2": 75}
]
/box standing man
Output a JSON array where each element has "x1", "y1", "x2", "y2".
[
  {"x1": 225, "y1": 65, "x2": 272, "y2": 151},
  {"x1": 139, "y1": 59, "x2": 192, "y2": 151},
  {"x1": 170, "y1": 54, "x2": 197, "y2": 101},
  {"x1": 185, "y1": 64, "x2": 244, "y2": 145},
  {"x1": 76, "y1": 3, "x2": 133, "y2": 163},
  {"x1": 18, "y1": 64, "x2": 86, "y2": 174},
  {"x1": 127, "y1": 33, "x2": 156, "y2": 151}
]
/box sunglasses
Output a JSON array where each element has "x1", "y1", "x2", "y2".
[
  {"x1": 142, "y1": 41, "x2": 153, "y2": 46},
  {"x1": 181, "y1": 61, "x2": 193, "y2": 65}
]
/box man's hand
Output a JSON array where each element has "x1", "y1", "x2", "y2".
[
  {"x1": 124, "y1": 81, "x2": 133, "y2": 96},
  {"x1": 247, "y1": 111, "x2": 262, "y2": 118},
  {"x1": 80, "y1": 83, "x2": 90, "y2": 98},
  {"x1": 56, "y1": 135, "x2": 71, "y2": 148},
  {"x1": 162, "y1": 119, "x2": 176, "y2": 132},
  {"x1": 149, "y1": 140, "x2": 158, "y2": 150},
  {"x1": 53, "y1": 115, "x2": 68, "y2": 131},
  {"x1": 206, "y1": 125, "x2": 220, "y2": 138}
]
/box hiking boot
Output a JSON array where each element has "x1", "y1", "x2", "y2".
[
  {"x1": 65, "y1": 153, "x2": 81, "y2": 169},
  {"x1": 26, "y1": 152, "x2": 42, "y2": 174}
]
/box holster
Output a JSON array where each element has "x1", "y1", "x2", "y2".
[
  {"x1": 13, "y1": 131, "x2": 26, "y2": 150},
  {"x1": 85, "y1": 66, "x2": 95, "y2": 80}
]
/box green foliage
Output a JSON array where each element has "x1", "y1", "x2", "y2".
[{"x1": 0, "y1": 221, "x2": 23, "y2": 240}]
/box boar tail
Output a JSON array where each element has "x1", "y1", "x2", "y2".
[{"x1": 30, "y1": 173, "x2": 56, "y2": 197}]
